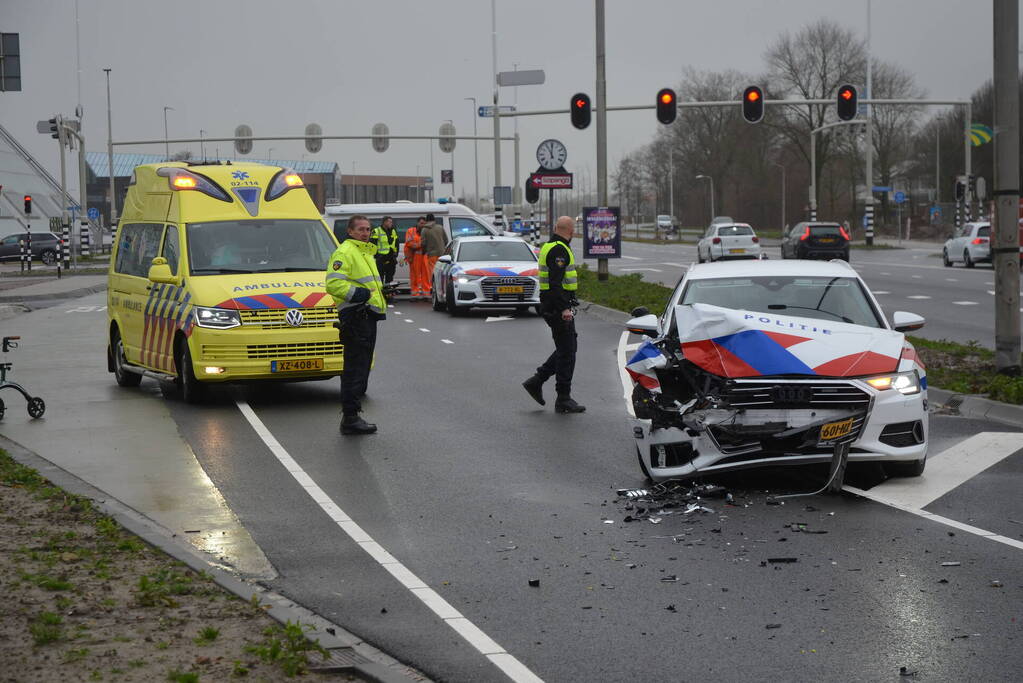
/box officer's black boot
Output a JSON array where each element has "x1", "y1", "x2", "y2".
[
  {"x1": 555, "y1": 394, "x2": 586, "y2": 414},
  {"x1": 341, "y1": 414, "x2": 377, "y2": 435},
  {"x1": 522, "y1": 375, "x2": 546, "y2": 406}
]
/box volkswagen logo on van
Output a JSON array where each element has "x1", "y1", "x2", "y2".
[{"x1": 285, "y1": 309, "x2": 304, "y2": 327}]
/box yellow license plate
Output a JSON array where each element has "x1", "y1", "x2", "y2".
[
  {"x1": 819, "y1": 418, "x2": 854, "y2": 443},
  {"x1": 271, "y1": 358, "x2": 324, "y2": 373},
  {"x1": 728, "y1": 248, "x2": 745, "y2": 254},
  {"x1": 819, "y1": 238, "x2": 835, "y2": 243},
  {"x1": 497, "y1": 285, "x2": 524, "y2": 294}
]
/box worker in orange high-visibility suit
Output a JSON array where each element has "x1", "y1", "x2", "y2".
[{"x1": 404, "y1": 216, "x2": 427, "y2": 298}]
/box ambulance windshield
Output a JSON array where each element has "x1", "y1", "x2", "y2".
[{"x1": 187, "y1": 219, "x2": 336, "y2": 275}]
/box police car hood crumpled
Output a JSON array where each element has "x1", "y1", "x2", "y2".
[{"x1": 674, "y1": 303, "x2": 904, "y2": 379}]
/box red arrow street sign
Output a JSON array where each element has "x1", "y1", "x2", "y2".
[{"x1": 529, "y1": 172, "x2": 573, "y2": 189}]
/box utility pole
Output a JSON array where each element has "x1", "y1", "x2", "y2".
[
  {"x1": 104, "y1": 68, "x2": 116, "y2": 229},
  {"x1": 465, "y1": 96, "x2": 479, "y2": 210},
  {"x1": 864, "y1": 0, "x2": 874, "y2": 245},
  {"x1": 595, "y1": 0, "x2": 609, "y2": 280},
  {"x1": 491, "y1": 0, "x2": 501, "y2": 205},
  {"x1": 992, "y1": 0, "x2": 1021, "y2": 374}
]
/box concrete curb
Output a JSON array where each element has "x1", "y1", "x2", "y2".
[
  {"x1": 0, "y1": 433, "x2": 423, "y2": 683},
  {"x1": 578, "y1": 300, "x2": 631, "y2": 325},
  {"x1": 928, "y1": 387, "x2": 1023, "y2": 429},
  {"x1": 0, "y1": 281, "x2": 107, "y2": 303}
]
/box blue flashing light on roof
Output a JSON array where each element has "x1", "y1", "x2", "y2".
[{"x1": 437, "y1": 197, "x2": 449, "y2": 204}]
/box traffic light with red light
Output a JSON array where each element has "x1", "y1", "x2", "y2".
[
  {"x1": 656, "y1": 88, "x2": 677, "y2": 124},
  {"x1": 525, "y1": 176, "x2": 539, "y2": 204},
  {"x1": 23, "y1": 195, "x2": 32, "y2": 215},
  {"x1": 836, "y1": 84, "x2": 858, "y2": 121},
  {"x1": 570, "y1": 93, "x2": 591, "y2": 130},
  {"x1": 742, "y1": 86, "x2": 764, "y2": 123}
]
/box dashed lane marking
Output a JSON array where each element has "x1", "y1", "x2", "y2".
[
  {"x1": 952, "y1": 301, "x2": 979, "y2": 306},
  {"x1": 907, "y1": 295, "x2": 931, "y2": 299},
  {"x1": 441, "y1": 339, "x2": 454, "y2": 344},
  {"x1": 234, "y1": 401, "x2": 543, "y2": 683},
  {"x1": 988, "y1": 290, "x2": 996, "y2": 295},
  {"x1": 872, "y1": 291, "x2": 890, "y2": 295},
  {"x1": 405, "y1": 319, "x2": 414, "y2": 323},
  {"x1": 621, "y1": 255, "x2": 642, "y2": 261},
  {"x1": 485, "y1": 316, "x2": 514, "y2": 323},
  {"x1": 945, "y1": 278, "x2": 958, "y2": 282},
  {"x1": 418, "y1": 328, "x2": 430, "y2": 332},
  {"x1": 659, "y1": 262, "x2": 687, "y2": 268},
  {"x1": 65, "y1": 305, "x2": 107, "y2": 313},
  {"x1": 912, "y1": 275, "x2": 922, "y2": 279}
]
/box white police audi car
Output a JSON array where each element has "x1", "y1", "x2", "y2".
[
  {"x1": 431, "y1": 236, "x2": 541, "y2": 315},
  {"x1": 624, "y1": 259, "x2": 928, "y2": 482}
]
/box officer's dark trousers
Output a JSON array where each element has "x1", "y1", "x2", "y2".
[
  {"x1": 377, "y1": 256, "x2": 397, "y2": 285},
  {"x1": 339, "y1": 310, "x2": 378, "y2": 416},
  {"x1": 536, "y1": 314, "x2": 577, "y2": 395}
]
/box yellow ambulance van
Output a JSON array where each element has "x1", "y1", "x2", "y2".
[{"x1": 106, "y1": 162, "x2": 342, "y2": 403}]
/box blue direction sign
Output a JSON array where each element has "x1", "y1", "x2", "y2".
[
  {"x1": 894, "y1": 191, "x2": 906, "y2": 204},
  {"x1": 87, "y1": 206, "x2": 100, "y2": 220},
  {"x1": 478, "y1": 105, "x2": 517, "y2": 118}
]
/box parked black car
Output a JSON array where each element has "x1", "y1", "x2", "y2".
[
  {"x1": 780, "y1": 222, "x2": 850, "y2": 261},
  {"x1": 0, "y1": 232, "x2": 60, "y2": 265}
]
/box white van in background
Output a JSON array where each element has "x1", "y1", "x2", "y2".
[{"x1": 322, "y1": 202, "x2": 498, "y2": 294}]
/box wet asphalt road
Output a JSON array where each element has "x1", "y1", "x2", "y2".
[
  {"x1": 161, "y1": 300, "x2": 1023, "y2": 682},
  {"x1": 578, "y1": 240, "x2": 1021, "y2": 348}
]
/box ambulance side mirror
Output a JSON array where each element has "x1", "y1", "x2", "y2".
[{"x1": 148, "y1": 257, "x2": 177, "y2": 285}]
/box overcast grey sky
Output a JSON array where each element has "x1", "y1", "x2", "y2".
[{"x1": 0, "y1": 0, "x2": 1011, "y2": 199}]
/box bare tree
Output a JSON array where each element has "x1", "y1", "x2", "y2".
[{"x1": 765, "y1": 19, "x2": 866, "y2": 189}]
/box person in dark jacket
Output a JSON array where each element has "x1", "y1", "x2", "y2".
[{"x1": 522, "y1": 215, "x2": 585, "y2": 413}]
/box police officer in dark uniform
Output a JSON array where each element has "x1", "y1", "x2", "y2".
[{"x1": 522, "y1": 215, "x2": 585, "y2": 413}]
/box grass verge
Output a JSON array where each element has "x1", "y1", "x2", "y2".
[
  {"x1": 579, "y1": 268, "x2": 1023, "y2": 405},
  {"x1": 0, "y1": 448, "x2": 360, "y2": 681}
]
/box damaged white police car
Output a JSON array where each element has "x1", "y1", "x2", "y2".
[{"x1": 624, "y1": 259, "x2": 928, "y2": 482}]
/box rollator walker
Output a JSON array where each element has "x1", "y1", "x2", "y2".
[{"x1": 0, "y1": 336, "x2": 46, "y2": 420}]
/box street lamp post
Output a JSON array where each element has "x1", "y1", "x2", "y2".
[
  {"x1": 199, "y1": 129, "x2": 206, "y2": 160},
  {"x1": 695, "y1": 174, "x2": 714, "y2": 221},
  {"x1": 163, "y1": 106, "x2": 174, "y2": 159},
  {"x1": 464, "y1": 96, "x2": 479, "y2": 209},
  {"x1": 104, "y1": 68, "x2": 115, "y2": 229},
  {"x1": 772, "y1": 161, "x2": 786, "y2": 230}
]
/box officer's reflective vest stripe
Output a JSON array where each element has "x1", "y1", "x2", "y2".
[
  {"x1": 325, "y1": 240, "x2": 387, "y2": 315},
  {"x1": 538, "y1": 241, "x2": 578, "y2": 291}
]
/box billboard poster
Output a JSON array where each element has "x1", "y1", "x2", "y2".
[{"x1": 582, "y1": 206, "x2": 621, "y2": 259}]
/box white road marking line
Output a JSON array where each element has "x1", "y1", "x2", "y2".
[
  {"x1": 485, "y1": 316, "x2": 514, "y2": 322},
  {"x1": 621, "y1": 255, "x2": 642, "y2": 260},
  {"x1": 393, "y1": 311, "x2": 401, "y2": 315},
  {"x1": 988, "y1": 290, "x2": 996, "y2": 296},
  {"x1": 619, "y1": 268, "x2": 663, "y2": 272},
  {"x1": 872, "y1": 291, "x2": 890, "y2": 295},
  {"x1": 861, "y1": 432, "x2": 1023, "y2": 509},
  {"x1": 405, "y1": 319, "x2": 414, "y2": 323},
  {"x1": 907, "y1": 295, "x2": 931, "y2": 299},
  {"x1": 945, "y1": 278, "x2": 958, "y2": 282},
  {"x1": 418, "y1": 328, "x2": 430, "y2": 332},
  {"x1": 986, "y1": 281, "x2": 994, "y2": 285},
  {"x1": 952, "y1": 301, "x2": 979, "y2": 306},
  {"x1": 441, "y1": 339, "x2": 454, "y2": 344},
  {"x1": 912, "y1": 274, "x2": 922, "y2": 279},
  {"x1": 880, "y1": 272, "x2": 891, "y2": 275},
  {"x1": 235, "y1": 401, "x2": 542, "y2": 683},
  {"x1": 659, "y1": 262, "x2": 686, "y2": 267}
]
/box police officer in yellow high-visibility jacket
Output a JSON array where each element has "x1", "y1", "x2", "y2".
[
  {"x1": 326, "y1": 215, "x2": 387, "y2": 435},
  {"x1": 522, "y1": 215, "x2": 585, "y2": 413},
  {"x1": 371, "y1": 216, "x2": 399, "y2": 288}
]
